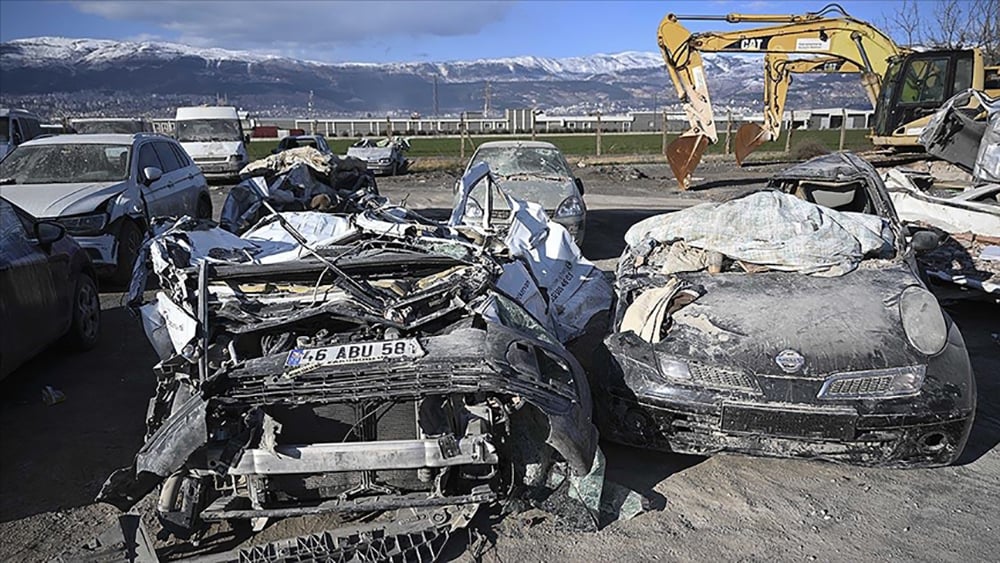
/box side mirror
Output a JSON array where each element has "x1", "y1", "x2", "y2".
[
  {"x1": 574, "y1": 177, "x2": 585, "y2": 195},
  {"x1": 911, "y1": 230, "x2": 942, "y2": 253},
  {"x1": 142, "y1": 166, "x2": 163, "y2": 186},
  {"x1": 35, "y1": 221, "x2": 65, "y2": 247}
]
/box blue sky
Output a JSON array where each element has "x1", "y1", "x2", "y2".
[{"x1": 0, "y1": 0, "x2": 919, "y2": 63}]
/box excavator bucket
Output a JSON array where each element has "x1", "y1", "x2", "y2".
[
  {"x1": 734, "y1": 123, "x2": 770, "y2": 165},
  {"x1": 666, "y1": 134, "x2": 710, "y2": 190}
]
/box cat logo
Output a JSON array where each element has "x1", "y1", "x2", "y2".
[{"x1": 739, "y1": 38, "x2": 767, "y2": 50}]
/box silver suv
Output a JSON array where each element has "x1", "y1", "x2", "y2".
[{"x1": 0, "y1": 133, "x2": 211, "y2": 283}]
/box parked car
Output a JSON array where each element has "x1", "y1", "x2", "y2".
[
  {"x1": 346, "y1": 137, "x2": 409, "y2": 175},
  {"x1": 0, "y1": 108, "x2": 44, "y2": 161},
  {"x1": 0, "y1": 133, "x2": 211, "y2": 283},
  {"x1": 272, "y1": 134, "x2": 332, "y2": 155},
  {"x1": 598, "y1": 152, "x2": 975, "y2": 468},
  {"x1": 0, "y1": 198, "x2": 100, "y2": 378},
  {"x1": 456, "y1": 141, "x2": 586, "y2": 245},
  {"x1": 175, "y1": 106, "x2": 249, "y2": 180}
]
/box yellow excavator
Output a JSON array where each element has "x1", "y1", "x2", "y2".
[{"x1": 657, "y1": 3, "x2": 997, "y2": 188}]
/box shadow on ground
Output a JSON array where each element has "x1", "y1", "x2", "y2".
[
  {"x1": 0, "y1": 302, "x2": 156, "y2": 523},
  {"x1": 949, "y1": 301, "x2": 1000, "y2": 465}
]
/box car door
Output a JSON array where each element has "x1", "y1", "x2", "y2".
[
  {"x1": 134, "y1": 141, "x2": 174, "y2": 218},
  {"x1": 170, "y1": 142, "x2": 208, "y2": 210},
  {"x1": 151, "y1": 140, "x2": 194, "y2": 215},
  {"x1": 0, "y1": 201, "x2": 63, "y2": 376}
]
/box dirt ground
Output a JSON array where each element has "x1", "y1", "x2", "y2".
[{"x1": 1, "y1": 159, "x2": 997, "y2": 562}]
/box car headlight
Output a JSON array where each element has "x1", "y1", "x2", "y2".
[
  {"x1": 899, "y1": 286, "x2": 947, "y2": 355},
  {"x1": 555, "y1": 195, "x2": 584, "y2": 218},
  {"x1": 655, "y1": 353, "x2": 692, "y2": 382},
  {"x1": 817, "y1": 365, "x2": 926, "y2": 400},
  {"x1": 229, "y1": 154, "x2": 243, "y2": 162},
  {"x1": 464, "y1": 197, "x2": 484, "y2": 219},
  {"x1": 379, "y1": 158, "x2": 391, "y2": 164},
  {"x1": 59, "y1": 213, "x2": 108, "y2": 236}
]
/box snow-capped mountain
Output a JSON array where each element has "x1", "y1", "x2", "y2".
[{"x1": 0, "y1": 37, "x2": 868, "y2": 117}]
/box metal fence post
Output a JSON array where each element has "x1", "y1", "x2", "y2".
[
  {"x1": 784, "y1": 110, "x2": 794, "y2": 153},
  {"x1": 839, "y1": 108, "x2": 847, "y2": 151}
]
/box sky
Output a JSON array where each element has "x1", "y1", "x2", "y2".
[{"x1": 0, "y1": 0, "x2": 920, "y2": 63}]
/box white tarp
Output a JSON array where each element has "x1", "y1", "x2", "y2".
[
  {"x1": 625, "y1": 191, "x2": 893, "y2": 277},
  {"x1": 452, "y1": 163, "x2": 612, "y2": 342}
]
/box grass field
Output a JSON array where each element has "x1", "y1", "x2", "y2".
[{"x1": 248, "y1": 130, "x2": 873, "y2": 162}]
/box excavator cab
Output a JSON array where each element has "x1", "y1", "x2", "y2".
[{"x1": 872, "y1": 50, "x2": 978, "y2": 144}]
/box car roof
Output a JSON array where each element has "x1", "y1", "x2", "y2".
[
  {"x1": 476, "y1": 140, "x2": 559, "y2": 150},
  {"x1": 19, "y1": 133, "x2": 155, "y2": 146}
]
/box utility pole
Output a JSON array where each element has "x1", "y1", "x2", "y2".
[
  {"x1": 386, "y1": 116, "x2": 392, "y2": 140},
  {"x1": 838, "y1": 108, "x2": 847, "y2": 151},
  {"x1": 784, "y1": 110, "x2": 794, "y2": 153},
  {"x1": 433, "y1": 76, "x2": 439, "y2": 116},
  {"x1": 483, "y1": 82, "x2": 492, "y2": 118},
  {"x1": 662, "y1": 107, "x2": 668, "y2": 154},
  {"x1": 594, "y1": 110, "x2": 602, "y2": 156},
  {"x1": 460, "y1": 112, "x2": 467, "y2": 160},
  {"x1": 308, "y1": 90, "x2": 315, "y2": 134},
  {"x1": 531, "y1": 104, "x2": 537, "y2": 140}
]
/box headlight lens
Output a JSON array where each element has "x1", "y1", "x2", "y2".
[
  {"x1": 464, "y1": 197, "x2": 484, "y2": 219},
  {"x1": 555, "y1": 195, "x2": 584, "y2": 218},
  {"x1": 655, "y1": 353, "x2": 692, "y2": 381},
  {"x1": 817, "y1": 365, "x2": 926, "y2": 399},
  {"x1": 899, "y1": 286, "x2": 947, "y2": 355},
  {"x1": 59, "y1": 213, "x2": 108, "y2": 236}
]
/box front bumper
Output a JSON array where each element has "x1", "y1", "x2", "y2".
[
  {"x1": 366, "y1": 161, "x2": 397, "y2": 175},
  {"x1": 194, "y1": 159, "x2": 245, "y2": 177},
  {"x1": 72, "y1": 233, "x2": 118, "y2": 269},
  {"x1": 597, "y1": 391, "x2": 973, "y2": 468}
]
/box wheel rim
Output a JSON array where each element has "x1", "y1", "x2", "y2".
[{"x1": 77, "y1": 281, "x2": 100, "y2": 340}]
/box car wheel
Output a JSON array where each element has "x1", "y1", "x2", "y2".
[
  {"x1": 112, "y1": 220, "x2": 143, "y2": 286},
  {"x1": 197, "y1": 196, "x2": 213, "y2": 220},
  {"x1": 65, "y1": 274, "x2": 100, "y2": 350}
]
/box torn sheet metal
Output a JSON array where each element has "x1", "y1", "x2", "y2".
[
  {"x1": 624, "y1": 190, "x2": 893, "y2": 277},
  {"x1": 919, "y1": 89, "x2": 999, "y2": 183},
  {"x1": 883, "y1": 169, "x2": 1000, "y2": 237}
]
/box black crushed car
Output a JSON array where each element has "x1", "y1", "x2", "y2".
[{"x1": 597, "y1": 153, "x2": 975, "y2": 468}]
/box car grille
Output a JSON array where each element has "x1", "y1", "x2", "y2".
[
  {"x1": 688, "y1": 361, "x2": 760, "y2": 392},
  {"x1": 489, "y1": 209, "x2": 555, "y2": 221},
  {"x1": 823, "y1": 375, "x2": 894, "y2": 397}
]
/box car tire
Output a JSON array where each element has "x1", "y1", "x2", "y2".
[
  {"x1": 65, "y1": 273, "x2": 100, "y2": 351},
  {"x1": 112, "y1": 220, "x2": 143, "y2": 286},
  {"x1": 197, "y1": 196, "x2": 213, "y2": 220}
]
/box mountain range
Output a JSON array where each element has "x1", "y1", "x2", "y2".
[{"x1": 0, "y1": 37, "x2": 870, "y2": 118}]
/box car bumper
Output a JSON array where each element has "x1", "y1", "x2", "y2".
[
  {"x1": 194, "y1": 160, "x2": 245, "y2": 177},
  {"x1": 72, "y1": 233, "x2": 118, "y2": 269},
  {"x1": 365, "y1": 161, "x2": 396, "y2": 175}
]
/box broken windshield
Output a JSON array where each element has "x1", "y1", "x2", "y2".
[
  {"x1": 176, "y1": 119, "x2": 242, "y2": 142},
  {"x1": 471, "y1": 146, "x2": 572, "y2": 179},
  {"x1": 0, "y1": 143, "x2": 131, "y2": 184}
]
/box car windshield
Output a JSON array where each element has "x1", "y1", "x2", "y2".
[
  {"x1": 176, "y1": 119, "x2": 241, "y2": 142},
  {"x1": 471, "y1": 146, "x2": 571, "y2": 179},
  {"x1": 73, "y1": 121, "x2": 145, "y2": 134},
  {"x1": 0, "y1": 117, "x2": 8, "y2": 142},
  {"x1": 0, "y1": 143, "x2": 131, "y2": 184}
]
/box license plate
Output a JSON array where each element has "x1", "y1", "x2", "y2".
[
  {"x1": 285, "y1": 338, "x2": 424, "y2": 368},
  {"x1": 721, "y1": 403, "x2": 857, "y2": 441}
]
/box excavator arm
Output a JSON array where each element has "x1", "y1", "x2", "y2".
[
  {"x1": 657, "y1": 4, "x2": 900, "y2": 187},
  {"x1": 741, "y1": 54, "x2": 869, "y2": 165}
]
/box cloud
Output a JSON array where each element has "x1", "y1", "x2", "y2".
[{"x1": 73, "y1": 0, "x2": 514, "y2": 58}]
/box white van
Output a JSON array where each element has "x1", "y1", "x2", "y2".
[
  {"x1": 174, "y1": 106, "x2": 249, "y2": 179},
  {"x1": 0, "y1": 108, "x2": 43, "y2": 161}
]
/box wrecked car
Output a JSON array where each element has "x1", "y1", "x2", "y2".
[
  {"x1": 0, "y1": 133, "x2": 211, "y2": 283},
  {"x1": 455, "y1": 141, "x2": 587, "y2": 246},
  {"x1": 598, "y1": 152, "x2": 976, "y2": 468},
  {"x1": 96, "y1": 162, "x2": 625, "y2": 557},
  {"x1": 346, "y1": 137, "x2": 410, "y2": 176},
  {"x1": 272, "y1": 134, "x2": 333, "y2": 156}
]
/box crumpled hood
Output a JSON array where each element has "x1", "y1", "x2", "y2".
[
  {"x1": 471, "y1": 177, "x2": 575, "y2": 211},
  {"x1": 652, "y1": 264, "x2": 928, "y2": 377},
  {"x1": 0, "y1": 181, "x2": 126, "y2": 218}
]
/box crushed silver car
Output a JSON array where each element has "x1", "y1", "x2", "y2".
[
  {"x1": 93, "y1": 161, "x2": 632, "y2": 559},
  {"x1": 346, "y1": 137, "x2": 410, "y2": 176}
]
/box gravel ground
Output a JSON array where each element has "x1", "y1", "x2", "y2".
[{"x1": 1, "y1": 160, "x2": 997, "y2": 562}]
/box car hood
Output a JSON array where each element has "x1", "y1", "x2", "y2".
[
  {"x1": 181, "y1": 141, "x2": 241, "y2": 158},
  {"x1": 640, "y1": 264, "x2": 929, "y2": 377},
  {"x1": 0, "y1": 181, "x2": 127, "y2": 218},
  {"x1": 347, "y1": 147, "x2": 394, "y2": 160},
  {"x1": 471, "y1": 177, "x2": 575, "y2": 211}
]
